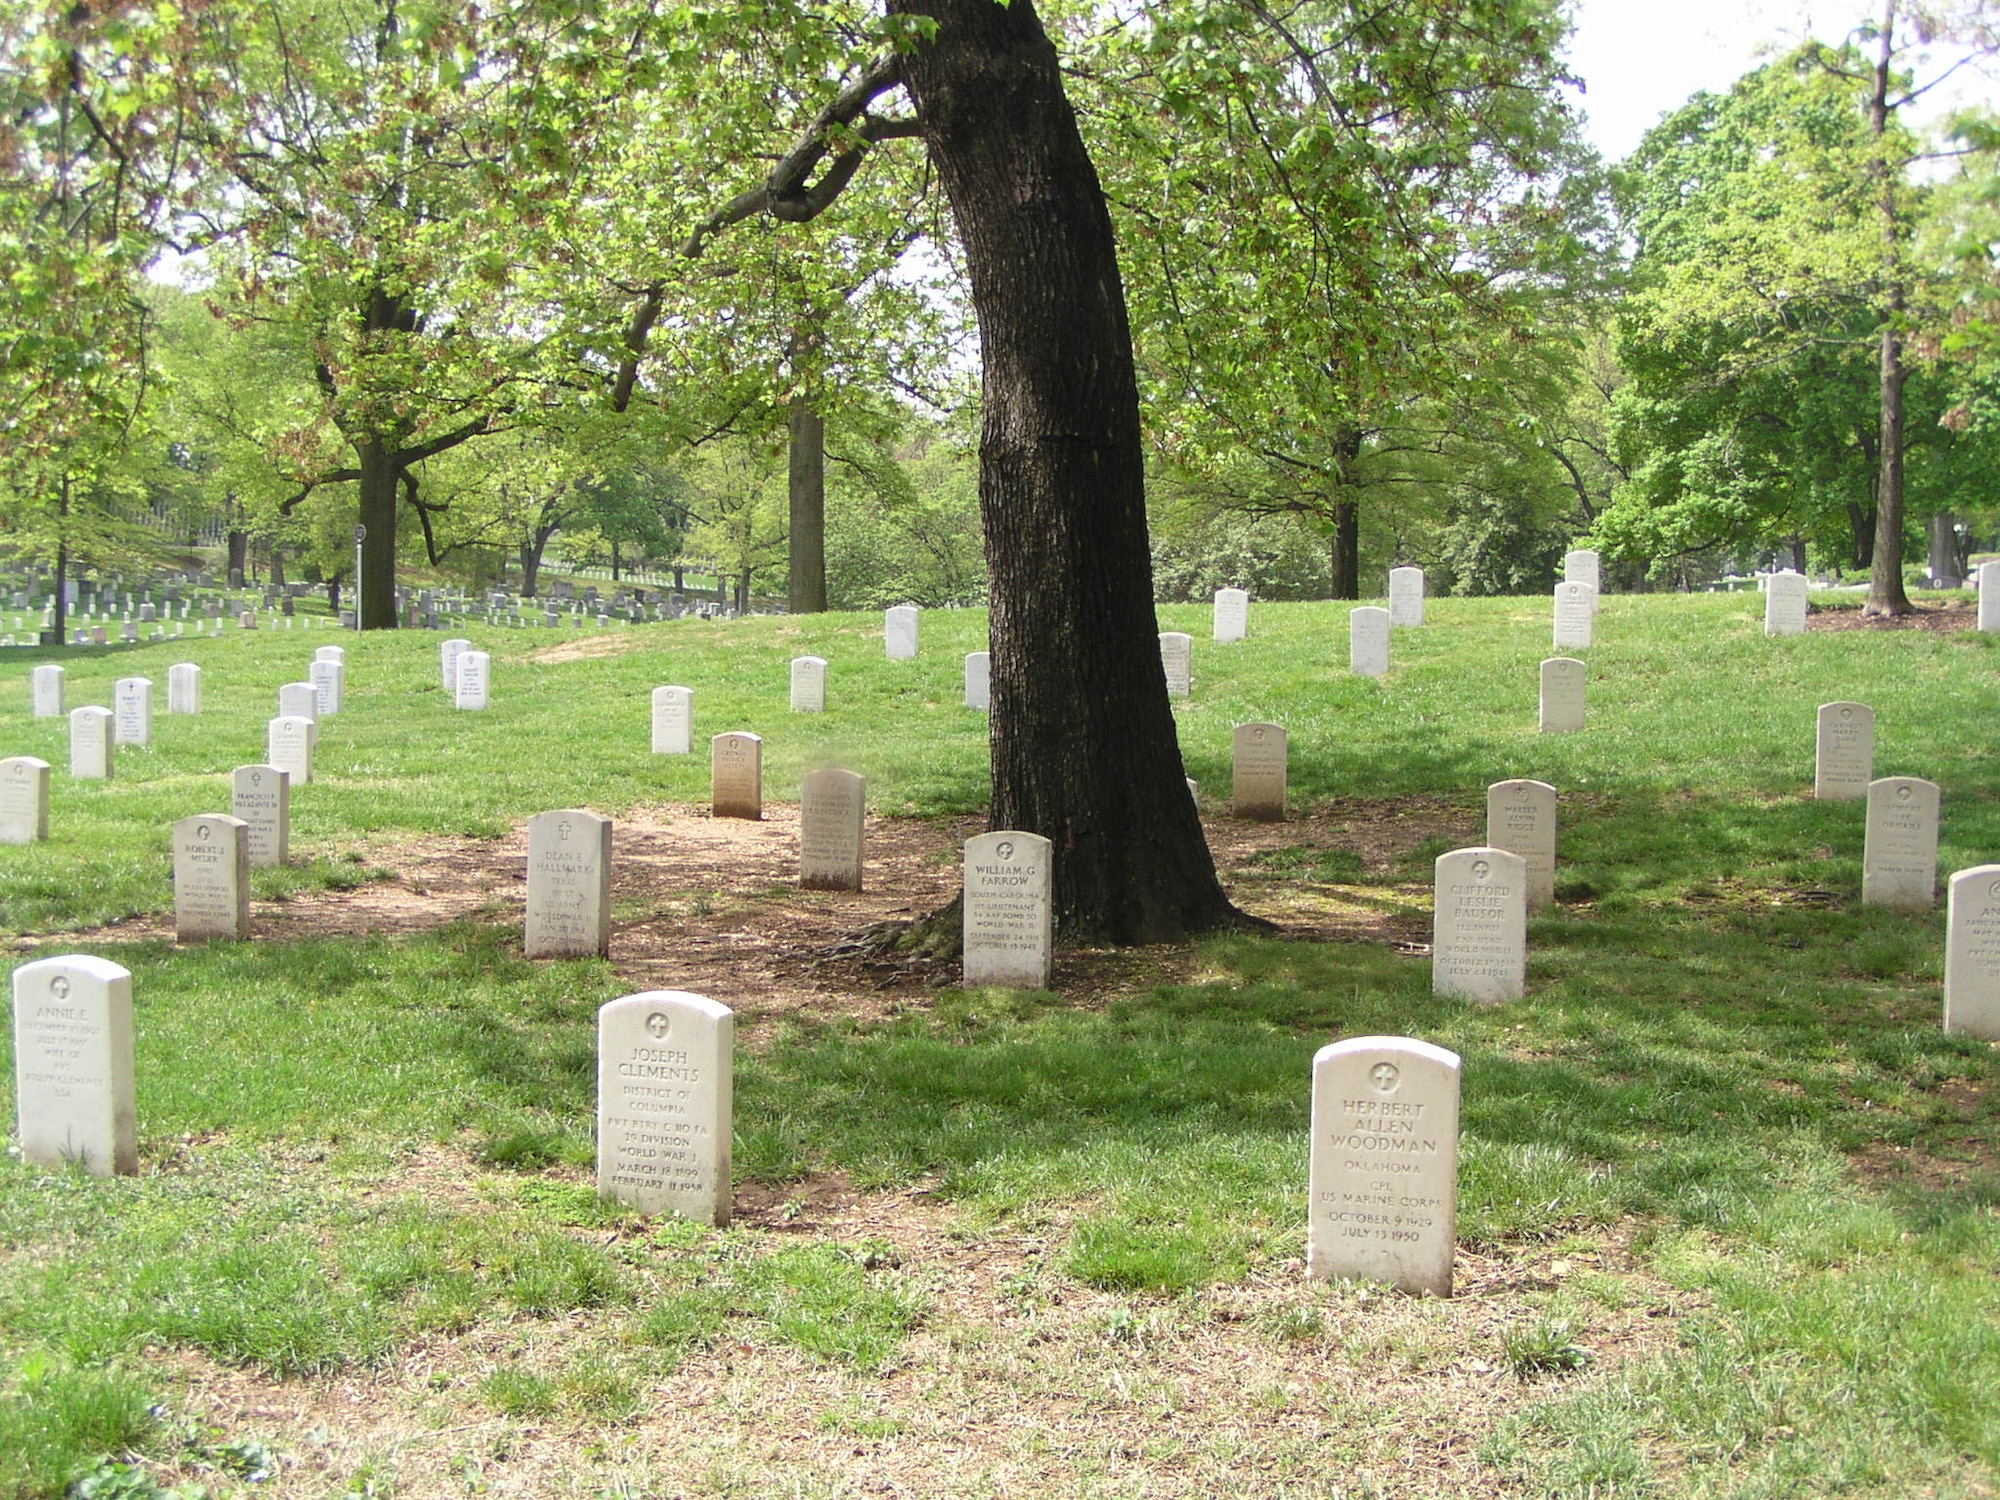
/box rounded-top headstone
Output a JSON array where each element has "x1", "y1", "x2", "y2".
[
  {"x1": 525, "y1": 808, "x2": 613, "y2": 958},
  {"x1": 1946, "y1": 865, "x2": 2000, "y2": 1041},
  {"x1": 1814, "y1": 702, "x2": 1874, "y2": 801},
  {"x1": 963, "y1": 830, "x2": 1054, "y2": 989},
  {"x1": 652, "y1": 685, "x2": 694, "y2": 754},
  {"x1": 1213, "y1": 587, "x2": 1249, "y2": 643},
  {"x1": 1485, "y1": 780, "x2": 1557, "y2": 911},
  {"x1": 1432, "y1": 847, "x2": 1527, "y2": 1003},
  {"x1": 596, "y1": 990, "x2": 733, "y2": 1224},
  {"x1": 11, "y1": 954, "x2": 137, "y2": 1176},
  {"x1": 1863, "y1": 776, "x2": 1941, "y2": 911},
  {"x1": 0, "y1": 756, "x2": 53, "y2": 844},
  {"x1": 1349, "y1": 606, "x2": 1390, "y2": 677}
]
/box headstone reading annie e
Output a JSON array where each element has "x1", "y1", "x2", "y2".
[
  {"x1": 70, "y1": 706, "x2": 113, "y2": 779},
  {"x1": 799, "y1": 768, "x2": 866, "y2": 892},
  {"x1": 172, "y1": 814, "x2": 249, "y2": 942},
  {"x1": 1432, "y1": 847, "x2": 1527, "y2": 1003},
  {"x1": 1387, "y1": 567, "x2": 1425, "y2": 628},
  {"x1": 1232, "y1": 722, "x2": 1287, "y2": 822},
  {"x1": 790, "y1": 655, "x2": 827, "y2": 713},
  {"x1": 1349, "y1": 606, "x2": 1390, "y2": 677},
  {"x1": 1764, "y1": 571, "x2": 1808, "y2": 637},
  {"x1": 1552, "y1": 582, "x2": 1595, "y2": 650},
  {"x1": 1159, "y1": 632, "x2": 1192, "y2": 697},
  {"x1": 166, "y1": 663, "x2": 201, "y2": 715},
  {"x1": 525, "y1": 808, "x2": 613, "y2": 958},
  {"x1": 963, "y1": 830, "x2": 1054, "y2": 989},
  {"x1": 1486, "y1": 779, "x2": 1557, "y2": 911},
  {"x1": 1213, "y1": 587, "x2": 1249, "y2": 643},
  {"x1": 964, "y1": 651, "x2": 991, "y2": 711},
  {"x1": 1307, "y1": 1035, "x2": 1460, "y2": 1296},
  {"x1": 596, "y1": 989, "x2": 733, "y2": 1224},
  {"x1": 651, "y1": 686, "x2": 693, "y2": 754},
  {"x1": 884, "y1": 604, "x2": 919, "y2": 660},
  {"x1": 1945, "y1": 866, "x2": 2000, "y2": 1041},
  {"x1": 231, "y1": 765, "x2": 290, "y2": 867},
  {"x1": 11, "y1": 954, "x2": 137, "y2": 1176},
  {"x1": 1539, "y1": 657, "x2": 1585, "y2": 734},
  {"x1": 1863, "y1": 776, "x2": 1940, "y2": 911},
  {"x1": 0, "y1": 757, "x2": 52, "y2": 844},
  {"x1": 711, "y1": 732, "x2": 763, "y2": 820},
  {"x1": 1815, "y1": 702, "x2": 1874, "y2": 801}
]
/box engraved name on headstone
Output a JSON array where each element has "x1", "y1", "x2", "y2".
[
  {"x1": 885, "y1": 604, "x2": 919, "y2": 660},
  {"x1": 1815, "y1": 702, "x2": 1874, "y2": 801},
  {"x1": 455, "y1": 650, "x2": 490, "y2": 710},
  {"x1": 1232, "y1": 722, "x2": 1287, "y2": 822},
  {"x1": 167, "y1": 663, "x2": 201, "y2": 715},
  {"x1": 1945, "y1": 865, "x2": 2000, "y2": 1041},
  {"x1": 525, "y1": 808, "x2": 613, "y2": 958},
  {"x1": 12, "y1": 954, "x2": 136, "y2": 1176},
  {"x1": 1764, "y1": 571, "x2": 1808, "y2": 637},
  {"x1": 1432, "y1": 847, "x2": 1527, "y2": 1003},
  {"x1": 309, "y1": 658, "x2": 344, "y2": 716},
  {"x1": 1388, "y1": 567, "x2": 1426, "y2": 627},
  {"x1": 232, "y1": 765, "x2": 290, "y2": 867},
  {"x1": 963, "y1": 830, "x2": 1054, "y2": 989},
  {"x1": 1213, "y1": 587, "x2": 1249, "y2": 643},
  {"x1": 441, "y1": 638, "x2": 471, "y2": 691},
  {"x1": 800, "y1": 768, "x2": 866, "y2": 892},
  {"x1": 1350, "y1": 606, "x2": 1390, "y2": 677},
  {"x1": 651, "y1": 686, "x2": 692, "y2": 754},
  {"x1": 1307, "y1": 1035, "x2": 1460, "y2": 1296},
  {"x1": 790, "y1": 655, "x2": 827, "y2": 713},
  {"x1": 1552, "y1": 582, "x2": 1595, "y2": 649},
  {"x1": 173, "y1": 813, "x2": 249, "y2": 942},
  {"x1": 0, "y1": 757, "x2": 52, "y2": 844},
  {"x1": 267, "y1": 714, "x2": 314, "y2": 785},
  {"x1": 711, "y1": 732, "x2": 763, "y2": 820},
  {"x1": 113, "y1": 677, "x2": 152, "y2": 745},
  {"x1": 1159, "y1": 632, "x2": 1193, "y2": 697},
  {"x1": 1539, "y1": 657, "x2": 1585, "y2": 734},
  {"x1": 964, "y1": 651, "x2": 991, "y2": 711},
  {"x1": 1863, "y1": 776, "x2": 1940, "y2": 911},
  {"x1": 70, "y1": 706, "x2": 113, "y2": 779},
  {"x1": 596, "y1": 990, "x2": 732, "y2": 1224},
  {"x1": 1486, "y1": 779, "x2": 1557, "y2": 911}
]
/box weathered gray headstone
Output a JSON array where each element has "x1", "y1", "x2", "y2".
[
  {"x1": 596, "y1": 990, "x2": 732, "y2": 1223},
  {"x1": 278, "y1": 681, "x2": 318, "y2": 723},
  {"x1": 885, "y1": 604, "x2": 919, "y2": 660},
  {"x1": 711, "y1": 732, "x2": 763, "y2": 820},
  {"x1": 525, "y1": 808, "x2": 613, "y2": 958},
  {"x1": 1349, "y1": 606, "x2": 1390, "y2": 677},
  {"x1": 455, "y1": 650, "x2": 490, "y2": 710},
  {"x1": 1213, "y1": 587, "x2": 1249, "y2": 643},
  {"x1": 31, "y1": 664, "x2": 64, "y2": 718},
  {"x1": 11, "y1": 954, "x2": 136, "y2": 1176},
  {"x1": 1539, "y1": 657, "x2": 1585, "y2": 734},
  {"x1": 800, "y1": 768, "x2": 866, "y2": 892},
  {"x1": 963, "y1": 830, "x2": 1053, "y2": 988},
  {"x1": 441, "y1": 637, "x2": 471, "y2": 691},
  {"x1": 790, "y1": 655, "x2": 827, "y2": 713},
  {"x1": 309, "y1": 658, "x2": 344, "y2": 716},
  {"x1": 1815, "y1": 702, "x2": 1874, "y2": 801},
  {"x1": 1486, "y1": 779, "x2": 1557, "y2": 911},
  {"x1": 1159, "y1": 632, "x2": 1193, "y2": 697},
  {"x1": 1432, "y1": 846, "x2": 1527, "y2": 1003},
  {"x1": 1307, "y1": 1035, "x2": 1460, "y2": 1296},
  {"x1": 1232, "y1": 722, "x2": 1287, "y2": 822},
  {"x1": 1863, "y1": 776, "x2": 1940, "y2": 911},
  {"x1": 173, "y1": 813, "x2": 249, "y2": 942},
  {"x1": 1945, "y1": 865, "x2": 2000, "y2": 1041},
  {"x1": 70, "y1": 706, "x2": 113, "y2": 779},
  {"x1": 0, "y1": 757, "x2": 52, "y2": 844},
  {"x1": 231, "y1": 765, "x2": 290, "y2": 868},
  {"x1": 964, "y1": 651, "x2": 991, "y2": 711},
  {"x1": 1552, "y1": 582, "x2": 1595, "y2": 649},
  {"x1": 1764, "y1": 571, "x2": 1808, "y2": 637},
  {"x1": 651, "y1": 686, "x2": 692, "y2": 754},
  {"x1": 112, "y1": 677, "x2": 152, "y2": 746},
  {"x1": 1979, "y1": 561, "x2": 2000, "y2": 634},
  {"x1": 267, "y1": 715, "x2": 314, "y2": 785},
  {"x1": 166, "y1": 663, "x2": 201, "y2": 715},
  {"x1": 1387, "y1": 567, "x2": 1425, "y2": 628}
]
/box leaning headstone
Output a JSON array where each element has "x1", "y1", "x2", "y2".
[
  {"x1": 30, "y1": 664, "x2": 64, "y2": 718},
  {"x1": 455, "y1": 650, "x2": 490, "y2": 710},
  {"x1": 799, "y1": 768, "x2": 866, "y2": 892},
  {"x1": 1213, "y1": 587, "x2": 1249, "y2": 643},
  {"x1": 70, "y1": 706, "x2": 113, "y2": 779},
  {"x1": 790, "y1": 655, "x2": 827, "y2": 713},
  {"x1": 1979, "y1": 561, "x2": 2000, "y2": 634},
  {"x1": 884, "y1": 604, "x2": 919, "y2": 660},
  {"x1": 964, "y1": 651, "x2": 991, "y2": 712},
  {"x1": 1349, "y1": 606, "x2": 1390, "y2": 677},
  {"x1": 267, "y1": 715, "x2": 314, "y2": 785},
  {"x1": 1764, "y1": 571, "x2": 1808, "y2": 637},
  {"x1": 596, "y1": 990, "x2": 733, "y2": 1224},
  {"x1": 1945, "y1": 866, "x2": 2000, "y2": 1041},
  {"x1": 963, "y1": 831, "x2": 1054, "y2": 989},
  {"x1": 11, "y1": 954, "x2": 137, "y2": 1177},
  {"x1": 1486, "y1": 780, "x2": 1557, "y2": 911},
  {"x1": 651, "y1": 686, "x2": 693, "y2": 754},
  {"x1": 1232, "y1": 723, "x2": 1287, "y2": 822},
  {"x1": 309, "y1": 658, "x2": 344, "y2": 716},
  {"x1": 1306, "y1": 1035, "x2": 1461, "y2": 1296},
  {"x1": 1432, "y1": 847, "x2": 1527, "y2": 1003},
  {"x1": 1815, "y1": 702, "x2": 1874, "y2": 801},
  {"x1": 0, "y1": 757, "x2": 52, "y2": 844},
  {"x1": 1552, "y1": 582, "x2": 1595, "y2": 649},
  {"x1": 166, "y1": 663, "x2": 201, "y2": 715},
  {"x1": 231, "y1": 764, "x2": 290, "y2": 867},
  {"x1": 1159, "y1": 632, "x2": 1193, "y2": 697},
  {"x1": 1539, "y1": 658, "x2": 1585, "y2": 734},
  {"x1": 1863, "y1": 776, "x2": 1940, "y2": 911},
  {"x1": 112, "y1": 677, "x2": 152, "y2": 746},
  {"x1": 278, "y1": 681, "x2": 318, "y2": 723},
  {"x1": 711, "y1": 732, "x2": 763, "y2": 820},
  {"x1": 1563, "y1": 549, "x2": 1601, "y2": 593},
  {"x1": 525, "y1": 808, "x2": 613, "y2": 958},
  {"x1": 172, "y1": 814, "x2": 249, "y2": 942},
  {"x1": 441, "y1": 637, "x2": 471, "y2": 691},
  {"x1": 1387, "y1": 567, "x2": 1425, "y2": 628}
]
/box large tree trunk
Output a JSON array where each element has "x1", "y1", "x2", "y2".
[
  {"x1": 356, "y1": 439, "x2": 400, "y2": 629},
  {"x1": 226, "y1": 528, "x2": 248, "y2": 588},
  {"x1": 1927, "y1": 512, "x2": 1962, "y2": 587},
  {"x1": 789, "y1": 398, "x2": 829, "y2": 613},
  {"x1": 892, "y1": 0, "x2": 1240, "y2": 943},
  {"x1": 1864, "y1": 0, "x2": 1912, "y2": 616},
  {"x1": 1845, "y1": 501, "x2": 1875, "y2": 571},
  {"x1": 1330, "y1": 502, "x2": 1359, "y2": 599},
  {"x1": 50, "y1": 477, "x2": 69, "y2": 646}
]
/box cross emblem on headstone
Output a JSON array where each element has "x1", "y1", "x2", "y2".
[
  {"x1": 1471, "y1": 859, "x2": 1490, "y2": 883},
  {"x1": 646, "y1": 1012, "x2": 670, "y2": 1039},
  {"x1": 1370, "y1": 1062, "x2": 1400, "y2": 1093},
  {"x1": 50, "y1": 975, "x2": 69, "y2": 1000},
  {"x1": 559, "y1": 821, "x2": 572, "y2": 841}
]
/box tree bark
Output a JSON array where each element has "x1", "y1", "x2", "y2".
[
  {"x1": 1863, "y1": 0, "x2": 1912, "y2": 616},
  {"x1": 1331, "y1": 502, "x2": 1359, "y2": 599},
  {"x1": 50, "y1": 477, "x2": 69, "y2": 646},
  {"x1": 788, "y1": 397, "x2": 829, "y2": 613},
  {"x1": 1845, "y1": 501, "x2": 1875, "y2": 571},
  {"x1": 226, "y1": 528, "x2": 248, "y2": 588},
  {"x1": 890, "y1": 0, "x2": 1241, "y2": 943},
  {"x1": 356, "y1": 439, "x2": 400, "y2": 629},
  {"x1": 1927, "y1": 512, "x2": 1962, "y2": 586}
]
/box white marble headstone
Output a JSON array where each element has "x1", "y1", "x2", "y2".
[
  {"x1": 441, "y1": 637, "x2": 471, "y2": 692},
  {"x1": 1213, "y1": 587, "x2": 1249, "y2": 643},
  {"x1": 173, "y1": 813, "x2": 249, "y2": 942},
  {"x1": 596, "y1": 990, "x2": 732, "y2": 1224},
  {"x1": 1945, "y1": 866, "x2": 2000, "y2": 1041},
  {"x1": 0, "y1": 757, "x2": 52, "y2": 844},
  {"x1": 1307, "y1": 1035, "x2": 1460, "y2": 1296},
  {"x1": 12, "y1": 954, "x2": 136, "y2": 1176},
  {"x1": 278, "y1": 681, "x2": 318, "y2": 723},
  {"x1": 1349, "y1": 606, "x2": 1390, "y2": 677},
  {"x1": 1232, "y1": 722, "x2": 1287, "y2": 822},
  {"x1": 1863, "y1": 776, "x2": 1940, "y2": 911},
  {"x1": 166, "y1": 663, "x2": 201, "y2": 715},
  {"x1": 884, "y1": 605, "x2": 919, "y2": 660},
  {"x1": 711, "y1": 732, "x2": 763, "y2": 820},
  {"x1": 231, "y1": 765, "x2": 290, "y2": 868},
  {"x1": 1815, "y1": 702, "x2": 1874, "y2": 801},
  {"x1": 113, "y1": 677, "x2": 152, "y2": 746},
  {"x1": 1979, "y1": 561, "x2": 2000, "y2": 634},
  {"x1": 309, "y1": 659, "x2": 344, "y2": 716},
  {"x1": 31, "y1": 664, "x2": 64, "y2": 718},
  {"x1": 525, "y1": 808, "x2": 613, "y2": 958},
  {"x1": 800, "y1": 768, "x2": 866, "y2": 892},
  {"x1": 790, "y1": 655, "x2": 827, "y2": 713},
  {"x1": 1159, "y1": 632, "x2": 1193, "y2": 697},
  {"x1": 455, "y1": 650, "x2": 491, "y2": 710},
  {"x1": 1387, "y1": 567, "x2": 1425, "y2": 628},
  {"x1": 314, "y1": 645, "x2": 346, "y2": 667},
  {"x1": 963, "y1": 830, "x2": 1054, "y2": 989},
  {"x1": 964, "y1": 652, "x2": 991, "y2": 712},
  {"x1": 70, "y1": 706, "x2": 113, "y2": 779},
  {"x1": 1563, "y1": 549, "x2": 1601, "y2": 593},
  {"x1": 1486, "y1": 779, "x2": 1557, "y2": 911},
  {"x1": 1539, "y1": 658, "x2": 1585, "y2": 734},
  {"x1": 1432, "y1": 847, "x2": 1527, "y2": 1003},
  {"x1": 651, "y1": 686, "x2": 692, "y2": 754},
  {"x1": 1552, "y1": 583, "x2": 1595, "y2": 649},
  {"x1": 267, "y1": 715, "x2": 314, "y2": 784},
  {"x1": 1764, "y1": 571, "x2": 1808, "y2": 637}
]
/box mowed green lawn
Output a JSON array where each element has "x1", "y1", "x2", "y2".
[{"x1": 0, "y1": 591, "x2": 1996, "y2": 1499}]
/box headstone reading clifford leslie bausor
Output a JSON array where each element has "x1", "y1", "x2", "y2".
[
  {"x1": 1485, "y1": 779, "x2": 1557, "y2": 910},
  {"x1": 1387, "y1": 567, "x2": 1425, "y2": 628},
  {"x1": 1539, "y1": 657, "x2": 1585, "y2": 734},
  {"x1": 596, "y1": 990, "x2": 733, "y2": 1224},
  {"x1": 12, "y1": 954, "x2": 137, "y2": 1177},
  {"x1": 1213, "y1": 587, "x2": 1249, "y2": 643},
  {"x1": 232, "y1": 765, "x2": 290, "y2": 867},
  {"x1": 1863, "y1": 776, "x2": 1940, "y2": 911},
  {"x1": 963, "y1": 830, "x2": 1054, "y2": 989},
  {"x1": 1159, "y1": 632, "x2": 1192, "y2": 697},
  {"x1": 1432, "y1": 846, "x2": 1527, "y2": 1003},
  {"x1": 1232, "y1": 722, "x2": 1287, "y2": 822},
  {"x1": 1307, "y1": 1035, "x2": 1460, "y2": 1297},
  {"x1": 652, "y1": 686, "x2": 693, "y2": 755},
  {"x1": 0, "y1": 757, "x2": 52, "y2": 844},
  {"x1": 525, "y1": 809, "x2": 613, "y2": 958},
  {"x1": 711, "y1": 732, "x2": 763, "y2": 820},
  {"x1": 173, "y1": 814, "x2": 250, "y2": 942},
  {"x1": 1945, "y1": 866, "x2": 2000, "y2": 1041},
  {"x1": 1349, "y1": 606, "x2": 1390, "y2": 677},
  {"x1": 799, "y1": 768, "x2": 866, "y2": 892},
  {"x1": 1815, "y1": 702, "x2": 1874, "y2": 801}
]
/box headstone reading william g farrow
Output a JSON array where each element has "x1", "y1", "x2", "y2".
[
  {"x1": 1349, "y1": 606, "x2": 1390, "y2": 677},
  {"x1": 597, "y1": 990, "x2": 732, "y2": 1224},
  {"x1": 1815, "y1": 702, "x2": 1874, "y2": 801},
  {"x1": 884, "y1": 604, "x2": 919, "y2": 660},
  {"x1": 1213, "y1": 587, "x2": 1248, "y2": 643},
  {"x1": 1486, "y1": 779, "x2": 1557, "y2": 911},
  {"x1": 525, "y1": 809, "x2": 613, "y2": 958},
  {"x1": 1539, "y1": 657, "x2": 1585, "y2": 734},
  {"x1": 651, "y1": 686, "x2": 692, "y2": 754},
  {"x1": 1432, "y1": 846, "x2": 1527, "y2": 1003},
  {"x1": 1307, "y1": 1035, "x2": 1460, "y2": 1297},
  {"x1": 232, "y1": 765, "x2": 290, "y2": 868},
  {"x1": 1764, "y1": 571, "x2": 1808, "y2": 637},
  {"x1": 1159, "y1": 631, "x2": 1192, "y2": 697},
  {"x1": 964, "y1": 651, "x2": 991, "y2": 712},
  {"x1": 12, "y1": 954, "x2": 137, "y2": 1176},
  {"x1": 711, "y1": 732, "x2": 763, "y2": 820},
  {"x1": 173, "y1": 814, "x2": 249, "y2": 942},
  {"x1": 1552, "y1": 582, "x2": 1595, "y2": 650},
  {"x1": 963, "y1": 830, "x2": 1053, "y2": 989},
  {"x1": 1863, "y1": 776, "x2": 1940, "y2": 911},
  {"x1": 70, "y1": 706, "x2": 113, "y2": 779},
  {"x1": 799, "y1": 768, "x2": 865, "y2": 892},
  {"x1": 0, "y1": 757, "x2": 52, "y2": 844},
  {"x1": 1387, "y1": 566, "x2": 1425, "y2": 627},
  {"x1": 790, "y1": 655, "x2": 827, "y2": 713},
  {"x1": 1945, "y1": 866, "x2": 2000, "y2": 1042},
  {"x1": 166, "y1": 662, "x2": 201, "y2": 715},
  {"x1": 1232, "y1": 722, "x2": 1287, "y2": 822}
]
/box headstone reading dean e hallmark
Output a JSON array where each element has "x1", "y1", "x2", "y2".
[
  {"x1": 172, "y1": 814, "x2": 249, "y2": 942},
  {"x1": 963, "y1": 830, "x2": 1053, "y2": 989},
  {"x1": 1307, "y1": 1035, "x2": 1460, "y2": 1296},
  {"x1": 1863, "y1": 776, "x2": 1940, "y2": 911},
  {"x1": 596, "y1": 990, "x2": 732, "y2": 1224},
  {"x1": 12, "y1": 953, "x2": 137, "y2": 1176},
  {"x1": 1815, "y1": 702, "x2": 1874, "y2": 801},
  {"x1": 884, "y1": 604, "x2": 919, "y2": 660},
  {"x1": 799, "y1": 768, "x2": 865, "y2": 892},
  {"x1": 525, "y1": 808, "x2": 613, "y2": 958},
  {"x1": 1432, "y1": 847, "x2": 1527, "y2": 1003},
  {"x1": 1945, "y1": 866, "x2": 2000, "y2": 1042}
]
